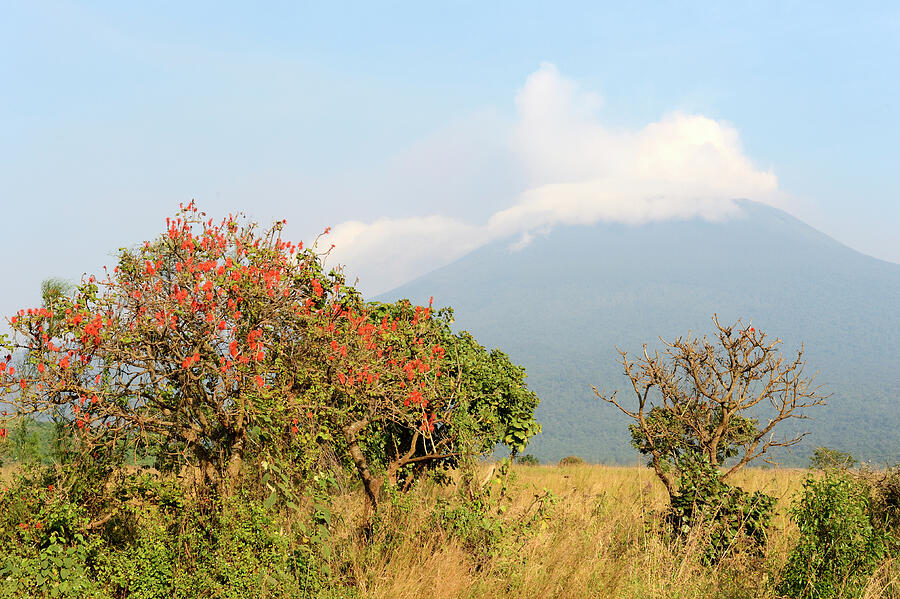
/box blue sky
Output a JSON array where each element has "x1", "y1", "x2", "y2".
[{"x1": 1, "y1": 1, "x2": 898, "y2": 318}]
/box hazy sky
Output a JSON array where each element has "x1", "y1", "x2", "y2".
[{"x1": 2, "y1": 1, "x2": 898, "y2": 319}]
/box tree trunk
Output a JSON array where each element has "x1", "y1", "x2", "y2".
[
  {"x1": 222, "y1": 434, "x2": 245, "y2": 496},
  {"x1": 342, "y1": 420, "x2": 381, "y2": 512}
]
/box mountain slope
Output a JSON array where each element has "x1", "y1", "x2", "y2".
[{"x1": 378, "y1": 201, "x2": 900, "y2": 465}]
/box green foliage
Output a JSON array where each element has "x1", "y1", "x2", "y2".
[
  {"x1": 432, "y1": 459, "x2": 556, "y2": 565},
  {"x1": 809, "y1": 446, "x2": 857, "y2": 470},
  {"x1": 447, "y1": 331, "x2": 541, "y2": 455},
  {"x1": 630, "y1": 407, "x2": 757, "y2": 475},
  {"x1": 557, "y1": 455, "x2": 584, "y2": 466},
  {"x1": 778, "y1": 470, "x2": 892, "y2": 598},
  {"x1": 0, "y1": 206, "x2": 545, "y2": 596},
  {"x1": 0, "y1": 475, "x2": 101, "y2": 598},
  {"x1": 0, "y1": 417, "x2": 53, "y2": 465},
  {"x1": 366, "y1": 302, "x2": 541, "y2": 471},
  {"x1": 515, "y1": 454, "x2": 539, "y2": 466},
  {"x1": 0, "y1": 464, "x2": 353, "y2": 598},
  {"x1": 668, "y1": 459, "x2": 775, "y2": 564},
  {"x1": 40, "y1": 279, "x2": 73, "y2": 306}
]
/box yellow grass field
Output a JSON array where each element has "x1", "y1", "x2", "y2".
[
  {"x1": 331, "y1": 464, "x2": 900, "y2": 599},
  {"x1": 3, "y1": 461, "x2": 898, "y2": 598}
]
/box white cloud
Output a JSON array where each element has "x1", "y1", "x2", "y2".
[
  {"x1": 325, "y1": 216, "x2": 487, "y2": 293},
  {"x1": 327, "y1": 63, "x2": 786, "y2": 295}
]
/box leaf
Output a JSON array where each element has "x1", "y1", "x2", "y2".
[{"x1": 263, "y1": 490, "x2": 278, "y2": 510}]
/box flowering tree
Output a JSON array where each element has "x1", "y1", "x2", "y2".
[
  {"x1": 361, "y1": 303, "x2": 541, "y2": 491},
  {"x1": 0, "y1": 203, "x2": 541, "y2": 509}
]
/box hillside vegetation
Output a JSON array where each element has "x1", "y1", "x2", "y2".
[{"x1": 381, "y1": 201, "x2": 900, "y2": 465}]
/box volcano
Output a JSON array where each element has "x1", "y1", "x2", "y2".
[{"x1": 379, "y1": 201, "x2": 900, "y2": 465}]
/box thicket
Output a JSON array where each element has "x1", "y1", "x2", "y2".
[
  {"x1": 778, "y1": 458, "x2": 900, "y2": 599},
  {"x1": 0, "y1": 204, "x2": 542, "y2": 597}
]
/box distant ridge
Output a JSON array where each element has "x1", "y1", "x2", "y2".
[{"x1": 379, "y1": 200, "x2": 900, "y2": 465}]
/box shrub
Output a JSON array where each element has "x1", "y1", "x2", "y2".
[
  {"x1": 0, "y1": 474, "x2": 102, "y2": 598},
  {"x1": 809, "y1": 447, "x2": 856, "y2": 470},
  {"x1": 668, "y1": 459, "x2": 775, "y2": 564},
  {"x1": 0, "y1": 463, "x2": 347, "y2": 598},
  {"x1": 516, "y1": 454, "x2": 539, "y2": 466},
  {"x1": 778, "y1": 470, "x2": 891, "y2": 598},
  {"x1": 558, "y1": 455, "x2": 584, "y2": 466},
  {"x1": 432, "y1": 460, "x2": 556, "y2": 565}
]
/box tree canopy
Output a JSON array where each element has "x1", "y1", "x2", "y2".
[
  {"x1": 0, "y1": 202, "x2": 541, "y2": 509},
  {"x1": 595, "y1": 315, "x2": 826, "y2": 499}
]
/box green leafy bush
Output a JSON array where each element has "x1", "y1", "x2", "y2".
[
  {"x1": 0, "y1": 478, "x2": 101, "y2": 598},
  {"x1": 778, "y1": 470, "x2": 891, "y2": 598},
  {"x1": 809, "y1": 447, "x2": 856, "y2": 470},
  {"x1": 558, "y1": 455, "x2": 584, "y2": 466},
  {"x1": 515, "y1": 454, "x2": 539, "y2": 466},
  {"x1": 0, "y1": 464, "x2": 347, "y2": 598},
  {"x1": 431, "y1": 458, "x2": 555, "y2": 566},
  {"x1": 667, "y1": 459, "x2": 775, "y2": 564}
]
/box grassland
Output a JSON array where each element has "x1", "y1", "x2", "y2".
[
  {"x1": 328, "y1": 463, "x2": 900, "y2": 599},
  {"x1": 3, "y1": 461, "x2": 899, "y2": 598}
]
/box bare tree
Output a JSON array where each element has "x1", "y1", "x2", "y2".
[{"x1": 594, "y1": 315, "x2": 827, "y2": 500}]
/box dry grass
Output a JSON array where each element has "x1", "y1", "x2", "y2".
[
  {"x1": 5, "y1": 458, "x2": 894, "y2": 597},
  {"x1": 329, "y1": 464, "x2": 812, "y2": 599},
  {"x1": 0, "y1": 463, "x2": 20, "y2": 485}
]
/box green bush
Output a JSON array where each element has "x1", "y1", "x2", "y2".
[
  {"x1": 809, "y1": 447, "x2": 856, "y2": 470},
  {"x1": 0, "y1": 479, "x2": 102, "y2": 598},
  {"x1": 432, "y1": 459, "x2": 555, "y2": 566},
  {"x1": 558, "y1": 455, "x2": 584, "y2": 466},
  {"x1": 667, "y1": 459, "x2": 774, "y2": 564},
  {"x1": 0, "y1": 466, "x2": 344, "y2": 598},
  {"x1": 778, "y1": 470, "x2": 891, "y2": 598},
  {"x1": 515, "y1": 454, "x2": 539, "y2": 466}
]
